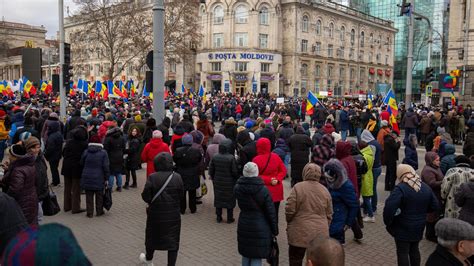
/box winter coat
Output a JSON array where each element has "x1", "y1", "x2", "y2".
[
  {"x1": 34, "y1": 153, "x2": 49, "y2": 201},
  {"x1": 368, "y1": 139, "x2": 382, "y2": 169},
  {"x1": 209, "y1": 139, "x2": 239, "y2": 209},
  {"x1": 383, "y1": 133, "x2": 400, "y2": 165},
  {"x1": 0, "y1": 192, "x2": 28, "y2": 256},
  {"x1": 419, "y1": 116, "x2": 432, "y2": 134},
  {"x1": 235, "y1": 176, "x2": 278, "y2": 259},
  {"x1": 259, "y1": 127, "x2": 276, "y2": 150},
  {"x1": 336, "y1": 141, "x2": 359, "y2": 197},
  {"x1": 65, "y1": 112, "x2": 86, "y2": 139},
  {"x1": 402, "y1": 110, "x2": 418, "y2": 129},
  {"x1": 61, "y1": 126, "x2": 89, "y2": 179},
  {"x1": 236, "y1": 131, "x2": 257, "y2": 173},
  {"x1": 13, "y1": 125, "x2": 40, "y2": 144},
  {"x1": 311, "y1": 134, "x2": 335, "y2": 167},
  {"x1": 80, "y1": 143, "x2": 110, "y2": 191},
  {"x1": 288, "y1": 131, "x2": 312, "y2": 183},
  {"x1": 360, "y1": 146, "x2": 374, "y2": 197},
  {"x1": 197, "y1": 119, "x2": 214, "y2": 146},
  {"x1": 339, "y1": 110, "x2": 351, "y2": 131},
  {"x1": 125, "y1": 136, "x2": 142, "y2": 170},
  {"x1": 158, "y1": 117, "x2": 171, "y2": 145},
  {"x1": 463, "y1": 131, "x2": 474, "y2": 158},
  {"x1": 455, "y1": 181, "x2": 474, "y2": 225},
  {"x1": 277, "y1": 125, "x2": 294, "y2": 142},
  {"x1": 205, "y1": 133, "x2": 226, "y2": 167},
  {"x1": 141, "y1": 138, "x2": 170, "y2": 178},
  {"x1": 142, "y1": 154, "x2": 184, "y2": 251},
  {"x1": 44, "y1": 121, "x2": 64, "y2": 162},
  {"x1": 402, "y1": 137, "x2": 418, "y2": 170},
  {"x1": 143, "y1": 126, "x2": 158, "y2": 144},
  {"x1": 442, "y1": 165, "x2": 474, "y2": 218},
  {"x1": 173, "y1": 144, "x2": 203, "y2": 191},
  {"x1": 97, "y1": 120, "x2": 116, "y2": 142},
  {"x1": 2, "y1": 155, "x2": 37, "y2": 225},
  {"x1": 421, "y1": 154, "x2": 444, "y2": 205},
  {"x1": 328, "y1": 180, "x2": 359, "y2": 238},
  {"x1": 426, "y1": 245, "x2": 468, "y2": 266},
  {"x1": 286, "y1": 165, "x2": 333, "y2": 248},
  {"x1": 103, "y1": 127, "x2": 125, "y2": 173},
  {"x1": 272, "y1": 138, "x2": 289, "y2": 163},
  {"x1": 252, "y1": 138, "x2": 287, "y2": 202},
  {"x1": 383, "y1": 182, "x2": 438, "y2": 242},
  {"x1": 440, "y1": 144, "x2": 456, "y2": 175}
]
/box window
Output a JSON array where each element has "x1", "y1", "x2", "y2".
[
  {"x1": 259, "y1": 34, "x2": 268, "y2": 49},
  {"x1": 315, "y1": 65, "x2": 321, "y2": 76},
  {"x1": 302, "y1": 15, "x2": 309, "y2": 32},
  {"x1": 328, "y1": 44, "x2": 333, "y2": 57},
  {"x1": 369, "y1": 33, "x2": 374, "y2": 44},
  {"x1": 315, "y1": 42, "x2": 321, "y2": 55},
  {"x1": 301, "y1": 80, "x2": 308, "y2": 92},
  {"x1": 349, "y1": 48, "x2": 354, "y2": 60},
  {"x1": 359, "y1": 69, "x2": 365, "y2": 81},
  {"x1": 385, "y1": 55, "x2": 389, "y2": 65},
  {"x1": 213, "y1": 33, "x2": 224, "y2": 48},
  {"x1": 360, "y1": 31, "x2": 365, "y2": 47},
  {"x1": 340, "y1": 26, "x2": 345, "y2": 41},
  {"x1": 316, "y1": 20, "x2": 322, "y2": 35},
  {"x1": 339, "y1": 67, "x2": 345, "y2": 80},
  {"x1": 235, "y1": 62, "x2": 248, "y2": 72},
  {"x1": 235, "y1": 32, "x2": 248, "y2": 47},
  {"x1": 261, "y1": 63, "x2": 271, "y2": 72},
  {"x1": 369, "y1": 52, "x2": 373, "y2": 63},
  {"x1": 350, "y1": 68, "x2": 355, "y2": 80},
  {"x1": 315, "y1": 80, "x2": 320, "y2": 92},
  {"x1": 329, "y1": 23, "x2": 334, "y2": 38},
  {"x1": 169, "y1": 61, "x2": 177, "y2": 73},
  {"x1": 359, "y1": 50, "x2": 364, "y2": 61},
  {"x1": 376, "y1": 53, "x2": 381, "y2": 64},
  {"x1": 211, "y1": 62, "x2": 221, "y2": 72},
  {"x1": 259, "y1": 7, "x2": 269, "y2": 25},
  {"x1": 301, "y1": 39, "x2": 308, "y2": 53},
  {"x1": 328, "y1": 65, "x2": 333, "y2": 77},
  {"x1": 327, "y1": 79, "x2": 332, "y2": 89},
  {"x1": 378, "y1": 34, "x2": 382, "y2": 47},
  {"x1": 301, "y1": 63, "x2": 308, "y2": 76},
  {"x1": 213, "y1": 5, "x2": 224, "y2": 24},
  {"x1": 235, "y1": 5, "x2": 249, "y2": 23},
  {"x1": 94, "y1": 64, "x2": 100, "y2": 76},
  {"x1": 339, "y1": 47, "x2": 345, "y2": 58},
  {"x1": 350, "y1": 29, "x2": 355, "y2": 45}
]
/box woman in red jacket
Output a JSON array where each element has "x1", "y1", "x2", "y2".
[
  {"x1": 252, "y1": 137, "x2": 287, "y2": 223},
  {"x1": 141, "y1": 130, "x2": 170, "y2": 177}
]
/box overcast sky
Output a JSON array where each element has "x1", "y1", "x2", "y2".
[{"x1": 1, "y1": 0, "x2": 78, "y2": 39}]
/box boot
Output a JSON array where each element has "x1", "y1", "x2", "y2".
[
  {"x1": 139, "y1": 253, "x2": 154, "y2": 266},
  {"x1": 123, "y1": 183, "x2": 129, "y2": 190}
]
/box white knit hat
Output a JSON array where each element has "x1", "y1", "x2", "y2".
[
  {"x1": 243, "y1": 162, "x2": 259, "y2": 177},
  {"x1": 152, "y1": 130, "x2": 163, "y2": 139}
]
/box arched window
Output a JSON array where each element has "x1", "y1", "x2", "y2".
[
  {"x1": 235, "y1": 5, "x2": 249, "y2": 23},
  {"x1": 315, "y1": 65, "x2": 321, "y2": 76},
  {"x1": 350, "y1": 29, "x2": 355, "y2": 45},
  {"x1": 259, "y1": 6, "x2": 269, "y2": 25},
  {"x1": 360, "y1": 31, "x2": 365, "y2": 47},
  {"x1": 316, "y1": 20, "x2": 322, "y2": 35},
  {"x1": 369, "y1": 33, "x2": 374, "y2": 43},
  {"x1": 340, "y1": 26, "x2": 345, "y2": 41},
  {"x1": 329, "y1": 23, "x2": 334, "y2": 38},
  {"x1": 213, "y1": 5, "x2": 224, "y2": 24},
  {"x1": 302, "y1": 15, "x2": 309, "y2": 32},
  {"x1": 301, "y1": 63, "x2": 308, "y2": 76}
]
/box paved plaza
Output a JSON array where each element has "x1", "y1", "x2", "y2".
[{"x1": 43, "y1": 142, "x2": 463, "y2": 266}]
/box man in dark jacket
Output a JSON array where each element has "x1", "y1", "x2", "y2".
[
  {"x1": 209, "y1": 139, "x2": 239, "y2": 223},
  {"x1": 61, "y1": 126, "x2": 89, "y2": 213},
  {"x1": 65, "y1": 110, "x2": 86, "y2": 139},
  {"x1": 236, "y1": 130, "x2": 257, "y2": 174},
  {"x1": 158, "y1": 117, "x2": 172, "y2": 145},
  {"x1": 339, "y1": 106, "x2": 351, "y2": 141},
  {"x1": 44, "y1": 121, "x2": 64, "y2": 186},
  {"x1": 104, "y1": 126, "x2": 125, "y2": 192},
  {"x1": 140, "y1": 152, "x2": 184, "y2": 266},
  {"x1": 288, "y1": 126, "x2": 313, "y2": 187},
  {"x1": 402, "y1": 108, "x2": 419, "y2": 141},
  {"x1": 384, "y1": 132, "x2": 401, "y2": 191}
]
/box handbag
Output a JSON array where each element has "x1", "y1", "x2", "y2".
[
  {"x1": 267, "y1": 236, "x2": 279, "y2": 266},
  {"x1": 42, "y1": 186, "x2": 60, "y2": 216},
  {"x1": 201, "y1": 178, "x2": 208, "y2": 196},
  {"x1": 103, "y1": 187, "x2": 113, "y2": 211}
]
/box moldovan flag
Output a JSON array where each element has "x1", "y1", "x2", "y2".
[
  {"x1": 451, "y1": 89, "x2": 457, "y2": 107},
  {"x1": 143, "y1": 83, "x2": 153, "y2": 99},
  {"x1": 383, "y1": 89, "x2": 400, "y2": 135},
  {"x1": 368, "y1": 91, "x2": 373, "y2": 109},
  {"x1": 306, "y1": 91, "x2": 319, "y2": 116}
]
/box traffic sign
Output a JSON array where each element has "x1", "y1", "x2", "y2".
[{"x1": 426, "y1": 85, "x2": 432, "y2": 97}]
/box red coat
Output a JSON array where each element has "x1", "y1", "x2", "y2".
[
  {"x1": 336, "y1": 141, "x2": 359, "y2": 198},
  {"x1": 141, "y1": 138, "x2": 170, "y2": 177},
  {"x1": 252, "y1": 138, "x2": 287, "y2": 202},
  {"x1": 381, "y1": 111, "x2": 390, "y2": 122}
]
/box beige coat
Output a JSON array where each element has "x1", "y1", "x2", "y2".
[{"x1": 285, "y1": 163, "x2": 333, "y2": 248}]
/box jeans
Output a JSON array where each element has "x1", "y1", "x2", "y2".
[
  {"x1": 362, "y1": 196, "x2": 373, "y2": 217},
  {"x1": 0, "y1": 139, "x2": 6, "y2": 162},
  {"x1": 38, "y1": 202, "x2": 43, "y2": 224},
  {"x1": 356, "y1": 128, "x2": 363, "y2": 142},
  {"x1": 284, "y1": 152, "x2": 291, "y2": 169},
  {"x1": 48, "y1": 159, "x2": 60, "y2": 185},
  {"x1": 372, "y1": 166, "x2": 382, "y2": 213},
  {"x1": 146, "y1": 247, "x2": 178, "y2": 266},
  {"x1": 289, "y1": 245, "x2": 307, "y2": 266},
  {"x1": 341, "y1": 130, "x2": 349, "y2": 141},
  {"x1": 108, "y1": 172, "x2": 123, "y2": 189},
  {"x1": 242, "y1": 257, "x2": 262, "y2": 266},
  {"x1": 395, "y1": 240, "x2": 421, "y2": 266}
]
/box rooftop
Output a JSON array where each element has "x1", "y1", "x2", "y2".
[{"x1": 0, "y1": 20, "x2": 47, "y2": 32}]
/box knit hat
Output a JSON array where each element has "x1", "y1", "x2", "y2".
[
  {"x1": 152, "y1": 130, "x2": 163, "y2": 139},
  {"x1": 89, "y1": 135, "x2": 102, "y2": 144},
  {"x1": 245, "y1": 120, "x2": 255, "y2": 129},
  {"x1": 381, "y1": 120, "x2": 389, "y2": 127},
  {"x1": 49, "y1": 112, "x2": 59, "y2": 119},
  {"x1": 435, "y1": 218, "x2": 474, "y2": 243},
  {"x1": 9, "y1": 144, "x2": 27, "y2": 158},
  {"x1": 243, "y1": 162, "x2": 259, "y2": 177},
  {"x1": 437, "y1": 127, "x2": 445, "y2": 134},
  {"x1": 1, "y1": 223, "x2": 91, "y2": 266},
  {"x1": 24, "y1": 136, "x2": 40, "y2": 151},
  {"x1": 182, "y1": 134, "x2": 193, "y2": 145},
  {"x1": 332, "y1": 132, "x2": 341, "y2": 143}
]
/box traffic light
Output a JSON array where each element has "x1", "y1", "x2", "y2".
[
  {"x1": 399, "y1": 0, "x2": 411, "y2": 16},
  {"x1": 420, "y1": 80, "x2": 426, "y2": 91},
  {"x1": 63, "y1": 43, "x2": 73, "y2": 88},
  {"x1": 425, "y1": 67, "x2": 435, "y2": 83}
]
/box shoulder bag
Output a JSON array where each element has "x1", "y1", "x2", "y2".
[
  {"x1": 42, "y1": 186, "x2": 61, "y2": 216},
  {"x1": 151, "y1": 172, "x2": 174, "y2": 204}
]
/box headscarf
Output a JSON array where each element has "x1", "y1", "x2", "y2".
[
  {"x1": 396, "y1": 164, "x2": 421, "y2": 192},
  {"x1": 425, "y1": 152, "x2": 439, "y2": 168}
]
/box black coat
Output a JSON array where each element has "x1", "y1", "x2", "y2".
[
  {"x1": 142, "y1": 154, "x2": 184, "y2": 251},
  {"x1": 288, "y1": 132, "x2": 312, "y2": 182},
  {"x1": 383, "y1": 133, "x2": 400, "y2": 164},
  {"x1": 455, "y1": 181, "x2": 474, "y2": 225},
  {"x1": 125, "y1": 136, "x2": 142, "y2": 170},
  {"x1": 383, "y1": 182, "x2": 438, "y2": 242},
  {"x1": 158, "y1": 117, "x2": 171, "y2": 145},
  {"x1": 234, "y1": 176, "x2": 278, "y2": 259},
  {"x1": 13, "y1": 125, "x2": 40, "y2": 144},
  {"x1": 237, "y1": 131, "x2": 257, "y2": 173},
  {"x1": 34, "y1": 153, "x2": 49, "y2": 201},
  {"x1": 209, "y1": 139, "x2": 239, "y2": 209},
  {"x1": 61, "y1": 126, "x2": 89, "y2": 179},
  {"x1": 173, "y1": 144, "x2": 203, "y2": 191},
  {"x1": 0, "y1": 192, "x2": 28, "y2": 256},
  {"x1": 44, "y1": 122, "x2": 64, "y2": 162},
  {"x1": 426, "y1": 245, "x2": 466, "y2": 266},
  {"x1": 103, "y1": 127, "x2": 125, "y2": 173},
  {"x1": 259, "y1": 127, "x2": 276, "y2": 150},
  {"x1": 80, "y1": 144, "x2": 110, "y2": 191}
]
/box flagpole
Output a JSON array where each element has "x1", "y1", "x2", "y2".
[
  {"x1": 59, "y1": 0, "x2": 66, "y2": 120},
  {"x1": 152, "y1": 0, "x2": 165, "y2": 122}
]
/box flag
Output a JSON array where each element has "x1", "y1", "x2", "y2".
[
  {"x1": 95, "y1": 81, "x2": 102, "y2": 93},
  {"x1": 100, "y1": 82, "x2": 109, "y2": 98},
  {"x1": 306, "y1": 91, "x2": 320, "y2": 116},
  {"x1": 107, "y1": 81, "x2": 115, "y2": 96},
  {"x1": 0, "y1": 80, "x2": 5, "y2": 93},
  {"x1": 77, "y1": 79, "x2": 84, "y2": 91},
  {"x1": 130, "y1": 81, "x2": 136, "y2": 98},
  {"x1": 40, "y1": 81, "x2": 48, "y2": 92},
  {"x1": 44, "y1": 82, "x2": 52, "y2": 95},
  {"x1": 113, "y1": 81, "x2": 124, "y2": 98},
  {"x1": 164, "y1": 89, "x2": 169, "y2": 99},
  {"x1": 82, "y1": 80, "x2": 89, "y2": 94},
  {"x1": 198, "y1": 84, "x2": 205, "y2": 97},
  {"x1": 383, "y1": 89, "x2": 400, "y2": 134},
  {"x1": 181, "y1": 84, "x2": 185, "y2": 93},
  {"x1": 368, "y1": 91, "x2": 373, "y2": 109},
  {"x1": 451, "y1": 89, "x2": 456, "y2": 107}
]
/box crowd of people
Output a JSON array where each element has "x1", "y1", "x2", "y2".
[{"x1": 0, "y1": 91, "x2": 473, "y2": 266}]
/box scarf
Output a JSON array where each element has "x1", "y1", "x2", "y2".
[{"x1": 400, "y1": 172, "x2": 422, "y2": 192}]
